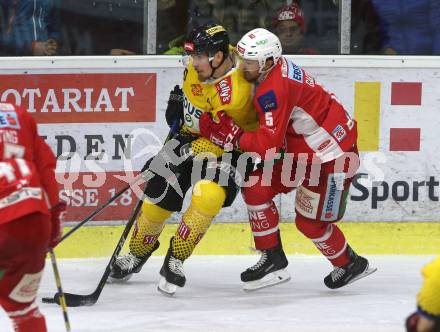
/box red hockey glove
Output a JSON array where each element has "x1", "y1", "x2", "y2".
[
  {"x1": 199, "y1": 111, "x2": 243, "y2": 151},
  {"x1": 50, "y1": 202, "x2": 66, "y2": 248},
  {"x1": 406, "y1": 312, "x2": 420, "y2": 332}
]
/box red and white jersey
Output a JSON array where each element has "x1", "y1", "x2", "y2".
[
  {"x1": 240, "y1": 57, "x2": 357, "y2": 163},
  {"x1": 0, "y1": 103, "x2": 59, "y2": 224}
]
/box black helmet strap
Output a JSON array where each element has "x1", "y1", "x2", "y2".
[{"x1": 209, "y1": 51, "x2": 228, "y2": 79}]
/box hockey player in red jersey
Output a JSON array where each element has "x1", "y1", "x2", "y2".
[
  {"x1": 200, "y1": 28, "x2": 376, "y2": 291},
  {"x1": 0, "y1": 103, "x2": 64, "y2": 332}
]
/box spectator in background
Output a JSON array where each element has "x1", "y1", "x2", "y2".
[
  {"x1": 0, "y1": 0, "x2": 60, "y2": 56},
  {"x1": 406, "y1": 257, "x2": 440, "y2": 332},
  {"x1": 371, "y1": 0, "x2": 440, "y2": 55},
  {"x1": 272, "y1": 3, "x2": 319, "y2": 55},
  {"x1": 157, "y1": 0, "x2": 189, "y2": 54},
  {"x1": 59, "y1": 0, "x2": 143, "y2": 56},
  {"x1": 350, "y1": 0, "x2": 383, "y2": 54}
]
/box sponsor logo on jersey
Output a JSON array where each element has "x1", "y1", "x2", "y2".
[
  {"x1": 183, "y1": 94, "x2": 203, "y2": 129},
  {"x1": 332, "y1": 124, "x2": 347, "y2": 142},
  {"x1": 295, "y1": 186, "x2": 320, "y2": 219},
  {"x1": 0, "y1": 187, "x2": 42, "y2": 209},
  {"x1": 257, "y1": 90, "x2": 278, "y2": 112},
  {"x1": 321, "y1": 173, "x2": 345, "y2": 221},
  {"x1": 0, "y1": 112, "x2": 20, "y2": 129},
  {"x1": 305, "y1": 74, "x2": 315, "y2": 87},
  {"x1": 216, "y1": 76, "x2": 232, "y2": 105},
  {"x1": 287, "y1": 60, "x2": 303, "y2": 83},
  {"x1": 317, "y1": 139, "x2": 331, "y2": 152},
  {"x1": 191, "y1": 84, "x2": 203, "y2": 96},
  {"x1": 248, "y1": 33, "x2": 256, "y2": 39}
]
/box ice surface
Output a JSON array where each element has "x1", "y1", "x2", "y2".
[{"x1": 0, "y1": 255, "x2": 432, "y2": 332}]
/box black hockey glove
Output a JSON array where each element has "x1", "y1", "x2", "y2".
[{"x1": 165, "y1": 85, "x2": 184, "y2": 128}]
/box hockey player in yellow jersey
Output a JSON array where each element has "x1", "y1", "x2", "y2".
[
  {"x1": 109, "y1": 23, "x2": 257, "y2": 295},
  {"x1": 406, "y1": 256, "x2": 440, "y2": 332}
]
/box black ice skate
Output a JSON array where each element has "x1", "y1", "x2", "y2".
[
  {"x1": 157, "y1": 237, "x2": 186, "y2": 296},
  {"x1": 108, "y1": 241, "x2": 160, "y2": 283},
  {"x1": 324, "y1": 246, "x2": 377, "y2": 289},
  {"x1": 241, "y1": 244, "x2": 290, "y2": 292}
]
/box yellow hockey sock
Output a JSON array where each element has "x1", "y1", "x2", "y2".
[{"x1": 129, "y1": 199, "x2": 172, "y2": 257}]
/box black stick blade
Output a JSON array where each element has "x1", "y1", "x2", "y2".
[
  {"x1": 42, "y1": 292, "x2": 98, "y2": 307},
  {"x1": 42, "y1": 297, "x2": 56, "y2": 304}
]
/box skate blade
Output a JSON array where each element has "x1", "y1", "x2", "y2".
[
  {"x1": 243, "y1": 269, "x2": 291, "y2": 292},
  {"x1": 157, "y1": 276, "x2": 179, "y2": 296},
  {"x1": 107, "y1": 274, "x2": 133, "y2": 284},
  {"x1": 348, "y1": 267, "x2": 377, "y2": 285}
]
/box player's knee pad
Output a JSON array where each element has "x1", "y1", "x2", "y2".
[
  {"x1": 171, "y1": 181, "x2": 225, "y2": 261},
  {"x1": 129, "y1": 199, "x2": 172, "y2": 257},
  {"x1": 141, "y1": 199, "x2": 173, "y2": 222},
  {"x1": 242, "y1": 182, "x2": 275, "y2": 206},
  {"x1": 191, "y1": 180, "x2": 226, "y2": 217},
  {"x1": 295, "y1": 214, "x2": 327, "y2": 239}
]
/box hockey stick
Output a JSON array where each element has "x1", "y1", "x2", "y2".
[
  {"x1": 42, "y1": 121, "x2": 180, "y2": 307},
  {"x1": 58, "y1": 183, "x2": 130, "y2": 244},
  {"x1": 42, "y1": 198, "x2": 143, "y2": 306},
  {"x1": 57, "y1": 120, "x2": 181, "y2": 244},
  {"x1": 48, "y1": 249, "x2": 71, "y2": 331}
]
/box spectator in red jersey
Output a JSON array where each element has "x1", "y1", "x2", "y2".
[
  {"x1": 0, "y1": 103, "x2": 65, "y2": 332},
  {"x1": 272, "y1": 3, "x2": 319, "y2": 55}
]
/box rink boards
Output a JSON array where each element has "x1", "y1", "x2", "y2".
[
  {"x1": 0, "y1": 55, "x2": 439, "y2": 256},
  {"x1": 54, "y1": 222, "x2": 440, "y2": 258}
]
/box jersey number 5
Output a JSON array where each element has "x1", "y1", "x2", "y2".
[{"x1": 265, "y1": 112, "x2": 274, "y2": 126}]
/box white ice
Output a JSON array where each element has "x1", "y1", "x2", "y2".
[{"x1": 0, "y1": 255, "x2": 432, "y2": 332}]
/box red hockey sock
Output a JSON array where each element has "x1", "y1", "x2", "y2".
[
  {"x1": 296, "y1": 216, "x2": 350, "y2": 267},
  {"x1": 247, "y1": 201, "x2": 280, "y2": 250},
  {"x1": 9, "y1": 306, "x2": 47, "y2": 332}
]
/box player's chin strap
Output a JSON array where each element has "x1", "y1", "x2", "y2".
[
  {"x1": 209, "y1": 52, "x2": 230, "y2": 80},
  {"x1": 257, "y1": 65, "x2": 275, "y2": 83},
  {"x1": 257, "y1": 58, "x2": 277, "y2": 83}
]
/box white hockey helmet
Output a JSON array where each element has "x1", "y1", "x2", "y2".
[{"x1": 236, "y1": 28, "x2": 283, "y2": 73}]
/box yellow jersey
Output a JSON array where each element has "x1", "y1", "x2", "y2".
[
  {"x1": 417, "y1": 256, "x2": 440, "y2": 317},
  {"x1": 181, "y1": 55, "x2": 258, "y2": 135}
]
